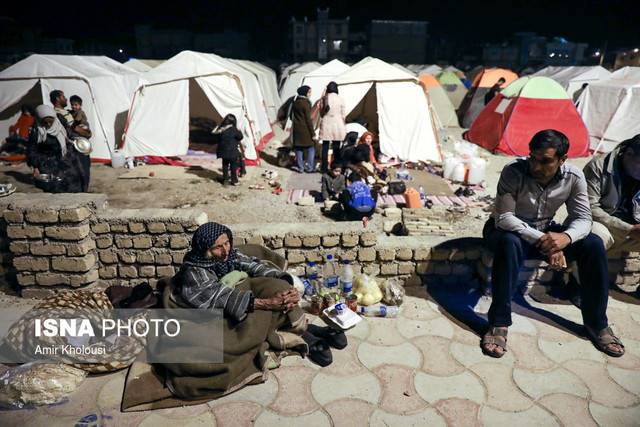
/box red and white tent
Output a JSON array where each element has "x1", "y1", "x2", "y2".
[{"x1": 465, "y1": 76, "x2": 589, "y2": 158}]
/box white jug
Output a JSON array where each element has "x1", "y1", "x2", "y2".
[
  {"x1": 467, "y1": 157, "x2": 487, "y2": 185},
  {"x1": 111, "y1": 150, "x2": 126, "y2": 168}
]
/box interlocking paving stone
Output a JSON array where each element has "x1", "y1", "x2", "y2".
[
  {"x1": 608, "y1": 311, "x2": 640, "y2": 342},
  {"x1": 138, "y1": 411, "x2": 216, "y2": 427},
  {"x1": 470, "y1": 363, "x2": 532, "y2": 411},
  {"x1": 311, "y1": 372, "x2": 381, "y2": 406},
  {"x1": 210, "y1": 401, "x2": 262, "y2": 427},
  {"x1": 564, "y1": 360, "x2": 639, "y2": 408},
  {"x1": 357, "y1": 342, "x2": 422, "y2": 369},
  {"x1": 401, "y1": 296, "x2": 442, "y2": 321},
  {"x1": 97, "y1": 371, "x2": 127, "y2": 411},
  {"x1": 480, "y1": 405, "x2": 560, "y2": 427},
  {"x1": 345, "y1": 316, "x2": 370, "y2": 340},
  {"x1": 373, "y1": 365, "x2": 429, "y2": 414},
  {"x1": 365, "y1": 317, "x2": 407, "y2": 346},
  {"x1": 43, "y1": 376, "x2": 103, "y2": 417},
  {"x1": 412, "y1": 335, "x2": 465, "y2": 376},
  {"x1": 254, "y1": 409, "x2": 331, "y2": 427},
  {"x1": 607, "y1": 365, "x2": 640, "y2": 395},
  {"x1": 513, "y1": 367, "x2": 589, "y2": 399},
  {"x1": 397, "y1": 317, "x2": 455, "y2": 340},
  {"x1": 434, "y1": 398, "x2": 481, "y2": 427},
  {"x1": 538, "y1": 339, "x2": 605, "y2": 364},
  {"x1": 269, "y1": 367, "x2": 319, "y2": 416},
  {"x1": 538, "y1": 393, "x2": 598, "y2": 427},
  {"x1": 142, "y1": 404, "x2": 211, "y2": 419},
  {"x1": 280, "y1": 354, "x2": 322, "y2": 370},
  {"x1": 529, "y1": 318, "x2": 580, "y2": 342},
  {"x1": 451, "y1": 326, "x2": 482, "y2": 346},
  {"x1": 324, "y1": 398, "x2": 375, "y2": 427},
  {"x1": 508, "y1": 313, "x2": 538, "y2": 336},
  {"x1": 508, "y1": 333, "x2": 557, "y2": 371},
  {"x1": 206, "y1": 373, "x2": 278, "y2": 407},
  {"x1": 369, "y1": 408, "x2": 447, "y2": 427},
  {"x1": 320, "y1": 338, "x2": 369, "y2": 377},
  {"x1": 414, "y1": 371, "x2": 485, "y2": 404},
  {"x1": 450, "y1": 341, "x2": 516, "y2": 368},
  {"x1": 589, "y1": 402, "x2": 640, "y2": 427}
]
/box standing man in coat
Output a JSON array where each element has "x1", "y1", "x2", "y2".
[
  {"x1": 318, "y1": 82, "x2": 347, "y2": 173},
  {"x1": 291, "y1": 86, "x2": 316, "y2": 173}
]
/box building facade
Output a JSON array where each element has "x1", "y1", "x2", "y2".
[
  {"x1": 288, "y1": 8, "x2": 350, "y2": 62},
  {"x1": 369, "y1": 20, "x2": 428, "y2": 64}
]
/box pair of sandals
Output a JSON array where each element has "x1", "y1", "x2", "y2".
[
  {"x1": 302, "y1": 324, "x2": 348, "y2": 367},
  {"x1": 454, "y1": 186, "x2": 475, "y2": 197},
  {"x1": 481, "y1": 325, "x2": 625, "y2": 358}
]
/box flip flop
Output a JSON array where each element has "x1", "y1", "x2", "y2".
[
  {"x1": 307, "y1": 324, "x2": 348, "y2": 349},
  {"x1": 585, "y1": 325, "x2": 625, "y2": 357},
  {"x1": 481, "y1": 326, "x2": 508, "y2": 358},
  {"x1": 302, "y1": 331, "x2": 333, "y2": 366}
]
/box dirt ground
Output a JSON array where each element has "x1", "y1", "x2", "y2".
[{"x1": 0, "y1": 128, "x2": 590, "y2": 226}]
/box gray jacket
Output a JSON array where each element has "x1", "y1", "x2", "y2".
[{"x1": 583, "y1": 146, "x2": 640, "y2": 234}]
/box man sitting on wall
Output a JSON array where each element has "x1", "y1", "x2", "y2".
[
  {"x1": 585, "y1": 134, "x2": 640, "y2": 258},
  {"x1": 481, "y1": 129, "x2": 624, "y2": 359}
]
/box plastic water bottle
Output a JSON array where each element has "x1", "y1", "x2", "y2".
[
  {"x1": 358, "y1": 304, "x2": 399, "y2": 318},
  {"x1": 418, "y1": 186, "x2": 425, "y2": 206},
  {"x1": 340, "y1": 261, "x2": 354, "y2": 296},
  {"x1": 306, "y1": 262, "x2": 320, "y2": 295},
  {"x1": 323, "y1": 255, "x2": 339, "y2": 293}
]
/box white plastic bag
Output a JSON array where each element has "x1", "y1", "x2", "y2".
[
  {"x1": 382, "y1": 278, "x2": 405, "y2": 306},
  {"x1": 352, "y1": 274, "x2": 383, "y2": 306},
  {"x1": 0, "y1": 363, "x2": 87, "y2": 408}
]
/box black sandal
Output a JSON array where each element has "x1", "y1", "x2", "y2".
[
  {"x1": 302, "y1": 331, "x2": 333, "y2": 366},
  {"x1": 307, "y1": 324, "x2": 348, "y2": 349}
]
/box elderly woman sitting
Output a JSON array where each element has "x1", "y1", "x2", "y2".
[
  {"x1": 159, "y1": 222, "x2": 345, "y2": 403},
  {"x1": 27, "y1": 105, "x2": 90, "y2": 193}
]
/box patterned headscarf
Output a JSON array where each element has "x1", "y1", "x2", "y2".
[
  {"x1": 35, "y1": 104, "x2": 68, "y2": 156},
  {"x1": 182, "y1": 222, "x2": 238, "y2": 277}
]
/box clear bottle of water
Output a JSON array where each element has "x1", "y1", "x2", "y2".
[
  {"x1": 305, "y1": 262, "x2": 319, "y2": 296},
  {"x1": 340, "y1": 261, "x2": 354, "y2": 296},
  {"x1": 358, "y1": 304, "x2": 399, "y2": 318},
  {"x1": 323, "y1": 255, "x2": 339, "y2": 293},
  {"x1": 418, "y1": 186, "x2": 425, "y2": 206}
]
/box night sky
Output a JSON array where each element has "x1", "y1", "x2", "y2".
[{"x1": 3, "y1": 0, "x2": 639, "y2": 54}]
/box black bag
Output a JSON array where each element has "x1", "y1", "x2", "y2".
[
  {"x1": 320, "y1": 96, "x2": 330, "y2": 117},
  {"x1": 388, "y1": 181, "x2": 406, "y2": 195}
]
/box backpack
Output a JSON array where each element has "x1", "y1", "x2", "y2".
[{"x1": 347, "y1": 181, "x2": 376, "y2": 213}]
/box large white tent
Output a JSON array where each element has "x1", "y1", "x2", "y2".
[
  {"x1": 334, "y1": 57, "x2": 441, "y2": 163},
  {"x1": 233, "y1": 59, "x2": 280, "y2": 122},
  {"x1": 123, "y1": 59, "x2": 165, "y2": 73},
  {"x1": 123, "y1": 51, "x2": 271, "y2": 160},
  {"x1": 577, "y1": 66, "x2": 640, "y2": 152},
  {"x1": 0, "y1": 54, "x2": 143, "y2": 160},
  {"x1": 278, "y1": 62, "x2": 321, "y2": 104},
  {"x1": 300, "y1": 59, "x2": 350, "y2": 105},
  {"x1": 534, "y1": 66, "x2": 612, "y2": 97}
]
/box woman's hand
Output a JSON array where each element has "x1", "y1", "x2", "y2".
[
  {"x1": 33, "y1": 168, "x2": 40, "y2": 177},
  {"x1": 254, "y1": 290, "x2": 300, "y2": 312}
]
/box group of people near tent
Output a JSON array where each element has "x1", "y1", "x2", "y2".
[{"x1": 2, "y1": 89, "x2": 93, "y2": 193}]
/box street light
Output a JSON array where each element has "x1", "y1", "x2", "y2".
[
  {"x1": 118, "y1": 49, "x2": 124, "y2": 54},
  {"x1": 634, "y1": 48, "x2": 639, "y2": 53}
]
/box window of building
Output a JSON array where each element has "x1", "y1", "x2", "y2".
[
  {"x1": 333, "y1": 40, "x2": 343, "y2": 51},
  {"x1": 296, "y1": 25, "x2": 303, "y2": 35}
]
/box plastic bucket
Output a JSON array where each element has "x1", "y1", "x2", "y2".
[{"x1": 111, "y1": 150, "x2": 126, "y2": 168}]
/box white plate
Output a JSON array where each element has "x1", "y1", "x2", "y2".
[{"x1": 322, "y1": 304, "x2": 362, "y2": 330}]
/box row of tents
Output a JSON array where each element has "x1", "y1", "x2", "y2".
[{"x1": 1, "y1": 52, "x2": 638, "y2": 165}]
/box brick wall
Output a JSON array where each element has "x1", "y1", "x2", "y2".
[{"x1": 0, "y1": 193, "x2": 638, "y2": 298}]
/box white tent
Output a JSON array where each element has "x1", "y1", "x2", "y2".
[
  {"x1": 278, "y1": 63, "x2": 300, "y2": 88},
  {"x1": 577, "y1": 67, "x2": 640, "y2": 152},
  {"x1": 534, "y1": 66, "x2": 612, "y2": 97},
  {"x1": 123, "y1": 59, "x2": 165, "y2": 73},
  {"x1": 334, "y1": 57, "x2": 441, "y2": 163},
  {"x1": 0, "y1": 54, "x2": 143, "y2": 160},
  {"x1": 278, "y1": 62, "x2": 321, "y2": 104},
  {"x1": 123, "y1": 51, "x2": 270, "y2": 160},
  {"x1": 417, "y1": 64, "x2": 443, "y2": 76},
  {"x1": 233, "y1": 59, "x2": 280, "y2": 122},
  {"x1": 300, "y1": 59, "x2": 350, "y2": 105}
]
